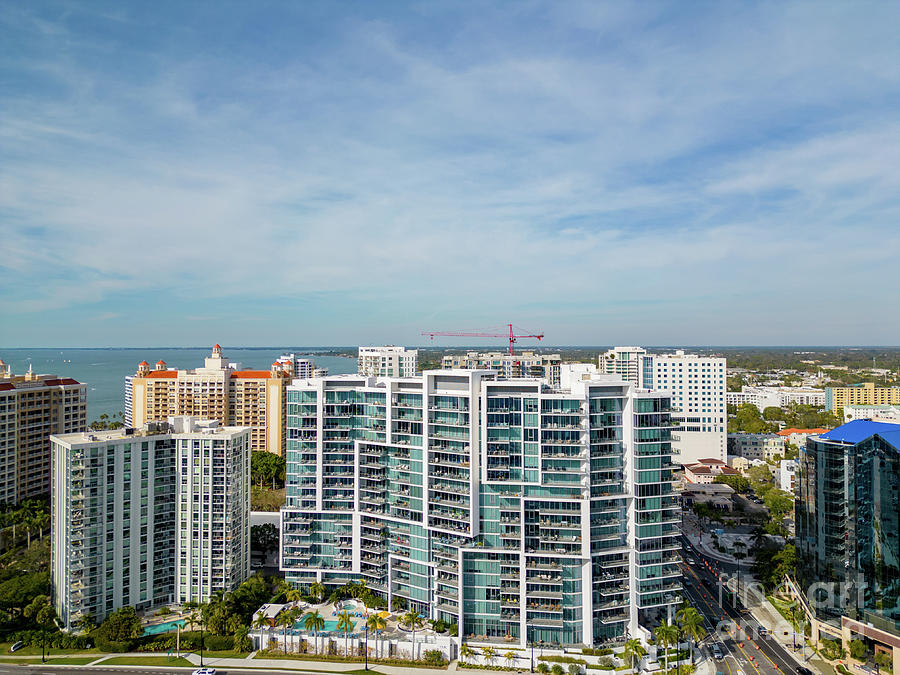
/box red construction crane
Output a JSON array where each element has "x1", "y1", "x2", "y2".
[{"x1": 421, "y1": 323, "x2": 544, "y2": 356}]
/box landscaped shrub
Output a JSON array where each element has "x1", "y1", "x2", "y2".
[
  {"x1": 423, "y1": 649, "x2": 447, "y2": 666},
  {"x1": 582, "y1": 648, "x2": 614, "y2": 656},
  {"x1": 540, "y1": 655, "x2": 587, "y2": 665}
]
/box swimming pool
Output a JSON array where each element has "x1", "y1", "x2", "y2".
[
  {"x1": 294, "y1": 615, "x2": 342, "y2": 633},
  {"x1": 143, "y1": 619, "x2": 186, "y2": 636}
]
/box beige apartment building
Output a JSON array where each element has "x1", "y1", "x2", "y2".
[
  {"x1": 826, "y1": 382, "x2": 900, "y2": 412},
  {"x1": 130, "y1": 345, "x2": 289, "y2": 455},
  {"x1": 0, "y1": 360, "x2": 87, "y2": 503}
]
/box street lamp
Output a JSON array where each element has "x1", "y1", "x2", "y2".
[
  {"x1": 364, "y1": 619, "x2": 369, "y2": 671},
  {"x1": 530, "y1": 641, "x2": 535, "y2": 672}
]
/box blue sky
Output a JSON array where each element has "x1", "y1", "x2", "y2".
[{"x1": 2, "y1": 1, "x2": 899, "y2": 347}]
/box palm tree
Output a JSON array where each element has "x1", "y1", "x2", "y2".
[
  {"x1": 252, "y1": 610, "x2": 269, "y2": 651},
  {"x1": 676, "y1": 607, "x2": 706, "y2": 665},
  {"x1": 285, "y1": 585, "x2": 302, "y2": 606},
  {"x1": 655, "y1": 620, "x2": 678, "y2": 674},
  {"x1": 505, "y1": 650, "x2": 518, "y2": 669},
  {"x1": 310, "y1": 581, "x2": 326, "y2": 604},
  {"x1": 304, "y1": 610, "x2": 325, "y2": 655},
  {"x1": 276, "y1": 610, "x2": 292, "y2": 654},
  {"x1": 367, "y1": 613, "x2": 387, "y2": 659},
  {"x1": 482, "y1": 646, "x2": 497, "y2": 666},
  {"x1": 623, "y1": 638, "x2": 647, "y2": 673},
  {"x1": 459, "y1": 644, "x2": 475, "y2": 665},
  {"x1": 402, "y1": 610, "x2": 424, "y2": 660},
  {"x1": 337, "y1": 609, "x2": 355, "y2": 656}
]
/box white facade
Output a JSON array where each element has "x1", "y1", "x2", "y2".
[
  {"x1": 123, "y1": 374, "x2": 134, "y2": 427},
  {"x1": 50, "y1": 417, "x2": 251, "y2": 630},
  {"x1": 727, "y1": 433, "x2": 785, "y2": 461},
  {"x1": 600, "y1": 346, "x2": 647, "y2": 385},
  {"x1": 276, "y1": 353, "x2": 325, "y2": 379},
  {"x1": 843, "y1": 404, "x2": 900, "y2": 424},
  {"x1": 358, "y1": 346, "x2": 418, "y2": 378},
  {"x1": 726, "y1": 386, "x2": 825, "y2": 411},
  {"x1": 641, "y1": 351, "x2": 727, "y2": 465},
  {"x1": 442, "y1": 351, "x2": 562, "y2": 387},
  {"x1": 778, "y1": 459, "x2": 797, "y2": 493},
  {"x1": 281, "y1": 370, "x2": 682, "y2": 647}
]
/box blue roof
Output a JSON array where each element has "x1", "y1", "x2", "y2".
[{"x1": 818, "y1": 420, "x2": 900, "y2": 444}]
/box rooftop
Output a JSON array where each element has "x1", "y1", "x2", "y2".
[
  {"x1": 817, "y1": 419, "x2": 900, "y2": 444},
  {"x1": 777, "y1": 428, "x2": 829, "y2": 436}
]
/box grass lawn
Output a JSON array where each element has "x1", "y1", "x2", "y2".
[
  {"x1": 191, "y1": 649, "x2": 252, "y2": 659},
  {"x1": 102, "y1": 656, "x2": 195, "y2": 667},
  {"x1": 44, "y1": 656, "x2": 100, "y2": 665},
  {"x1": 0, "y1": 642, "x2": 102, "y2": 657}
]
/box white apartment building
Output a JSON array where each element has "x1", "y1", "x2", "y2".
[
  {"x1": 50, "y1": 417, "x2": 251, "y2": 630},
  {"x1": 442, "y1": 351, "x2": 562, "y2": 387},
  {"x1": 281, "y1": 370, "x2": 681, "y2": 648},
  {"x1": 358, "y1": 346, "x2": 418, "y2": 378},
  {"x1": 600, "y1": 347, "x2": 647, "y2": 385},
  {"x1": 843, "y1": 404, "x2": 900, "y2": 424},
  {"x1": 778, "y1": 459, "x2": 797, "y2": 493},
  {"x1": 727, "y1": 433, "x2": 785, "y2": 461},
  {"x1": 725, "y1": 386, "x2": 825, "y2": 411},
  {"x1": 602, "y1": 349, "x2": 726, "y2": 465},
  {"x1": 276, "y1": 354, "x2": 327, "y2": 379}
]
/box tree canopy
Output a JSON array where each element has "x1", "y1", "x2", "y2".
[
  {"x1": 251, "y1": 452, "x2": 286, "y2": 489},
  {"x1": 99, "y1": 606, "x2": 142, "y2": 641}
]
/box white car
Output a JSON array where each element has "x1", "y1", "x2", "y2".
[{"x1": 192, "y1": 669, "x2": 216, "y2": 675}]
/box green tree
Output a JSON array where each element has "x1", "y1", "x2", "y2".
[
  {"x1": 551, "y1": 664, "x2": 565, "y2": 675},
  {"x1": 367, "y1": 613, "x2": 387, "y2": 659},
  {"x1": 676, "y1": 606, "x2": 706, "y2": 664},
  {"x1": 304, "y1": 610, "x2": 325, "y2": 655},
  {"x1": 764, "y1": 489, "x2": 794, "y2": 519},
  {"x1": 713, "y1": 475, "x2": 750, "y2": 493},
  {"x1": 536, "y1": 663, "x2": 551, "y2": 674},
  {"x1": 459, "y1": 644, "x2": 475, "y2": 664},
  {"x1": 99, "y1": 605, "x2": 142, "y2": 641},
  {"x1": 655, "y1": 620, "x2": 678, "y2": 674},
  {"x1": 402, "y1": 610, "x2": 424, "y2": 660},
  {"x1": 504, "y1": 650, "x2": 518, "y2": 669},
  {"x1": 623, "y1": 638, "x2": 647, "y2": 673},
  {"x1": 276, "y1": 609, "x2": 292, "y2": 654},
  {"x1": 234, "y1": 624, "x2": 252, "y2": 652},
  {"x1": 337, "y1": 609, "x2": 354, "y2": 656},
  {"x1": 309, "y1": 581, "x2": 326, "y2": 604},
  {"x1": 482, "y1": 645, "x2": 496, "y2": 665},
  {"x1": 75, "y1": 612, "x2": 96, "y2": 634}
]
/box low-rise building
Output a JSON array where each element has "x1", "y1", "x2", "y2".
[
  {"x1": 776, "y1": 428, "x2": 829, "y2": 449},
  {"x1": 681, "y1": 482, "x2": 734, "y2": 511},
  {"x1": 727, "y1": 433, "x2": 785, "y2": 461},
  {"x1": 726, "y1": 386, "x2": 825, "y2": 411},
  {"x1": 276, "y1": 354, "x2": 327, "y2": 379},
  {"x1": 50, "y1": 416, "x2": 251, "y2": 630},
  {"x1": 843, "y1": 404, "x2": 900, "y2": 424},
  {"x1": 683, "y1": 458, "x2": 741, "y2": 484}
]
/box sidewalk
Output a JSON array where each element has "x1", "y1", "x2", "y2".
[{"x1": 183, "y1": 651, "x2": 456, "y2": 675}]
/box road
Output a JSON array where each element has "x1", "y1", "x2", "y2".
[{"x1": 682, "y1": 535, "x2": 804, "y2": 675}]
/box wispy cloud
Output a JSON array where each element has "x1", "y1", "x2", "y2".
[{"x1": 1, "y1": 1, "x2": 899, "y2": 346}]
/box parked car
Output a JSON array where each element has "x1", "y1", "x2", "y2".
[
  {"x1": 797, "y1": 667, "x2": 814, "y2": 675},
  {"x1": 9, "y1": 641, "x2": 24, "y2": 653},
  {"x1": 192, "y1": 669, "x2": 216, "y2": 675}
]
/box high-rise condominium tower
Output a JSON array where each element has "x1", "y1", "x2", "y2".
[
  {"x1": 358, "y1": 346, "x2": 418, "y2": 378},
  {"x1": 129, "y1": 344, "x2": 290, "y2": 455},
  {"x1": 442, "y1": 351, "x2": 562, "y2": 387},
  {"x1": 0, "y1": 361, "x2": 87, "y2": 503},
  {"x1": 50, "y1": 417, "x2": 251, "y2": 630},
  {"x1": 601, "y1": 348, "x2": 726, "y2": 464},
  {"x1": 280, "y1": 369, "x2": 680, "y2": 647}
]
